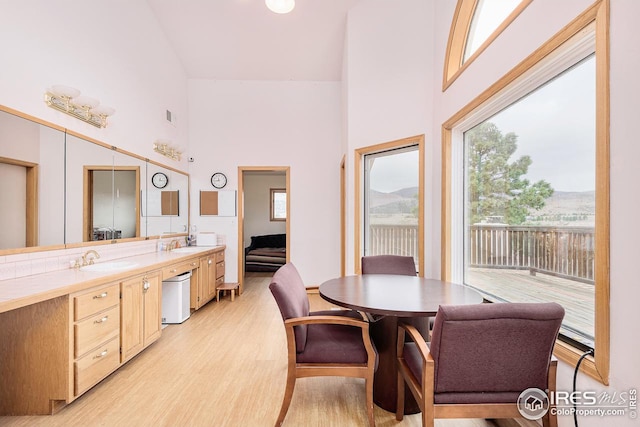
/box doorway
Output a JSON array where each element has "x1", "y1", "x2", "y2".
[{"x1": 237, "y1": 166, "x2": 290, "y2": 294}]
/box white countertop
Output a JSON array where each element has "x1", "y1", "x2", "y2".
[{"x1": 0, "y1": 246, "x2": 223, "y2": 314}]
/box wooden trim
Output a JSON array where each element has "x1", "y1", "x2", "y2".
[
  {"x1": 443, "y1": 0, "x2": 532, "y2": 91},
  {"x1": 237, "y1": 166, "x2": 290, "y2": 293},
  {"x1": 0, "y1": 105, "x2": 65, "y2": 132},
  {"x1": 340, "y1": 155, "x2": 346, "y2": 277},
  {"x1": 0, "y1": 157, "x2": 39, "y2": 247},
  {"x1": 354, "y1": 135, "x2": 425, "y2": 276},
  {"x1": 441, "y1": 0, "x2": 609, "y2": 384}
]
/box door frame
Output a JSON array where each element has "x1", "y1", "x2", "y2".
[{"x1": 237, "y1": 166, "x2": 290, "y2": 294}]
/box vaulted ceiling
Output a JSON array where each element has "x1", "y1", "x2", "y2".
[{"x1": 146, "y1": 0, "x2": 362, "y2": 81}]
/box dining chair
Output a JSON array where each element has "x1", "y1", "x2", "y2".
[
  {"x1": 361, "y1": 255, "x2": 430, "y2": 339},
  {"x1": 361, "y1": 255, "x2": 417, "y2": 276},
  {"x1": 396, "y1": 302, "x2": 564, "y2": 427},
  {"x1": 269, "y1": 263, "x2": 378, "y2": 427}
]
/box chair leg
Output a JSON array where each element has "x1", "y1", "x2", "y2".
[
  {"x1": 396, "y1": 371, "x2": 405, "y2": 421},
  {"x1": 365, "y1": 377, "x2": 375, "y2": 427},
  {"x1": 275, "y1": 370, "x2": 296, "y2": 427}
]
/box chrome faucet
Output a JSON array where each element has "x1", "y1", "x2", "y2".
[{"x1": 82, "y1": 249, "x2": 101, "y2": 266}]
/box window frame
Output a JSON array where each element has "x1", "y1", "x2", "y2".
[
  {"x1": 441, "y1": 0, "x2": 610, "y2": 384},
  {"x1": 443, "y1": 0, "x2": 532, "y2": 91},
  {"x1": 270, "y1": 188, "x2": 287, "y2": 222},
  {"x1": 355, "y1": 135, "x2": 425, "y2": 276}
]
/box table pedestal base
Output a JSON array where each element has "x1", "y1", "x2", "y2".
[{"x1": 370, "y1": 315, "x2": 429, "y2": 414}]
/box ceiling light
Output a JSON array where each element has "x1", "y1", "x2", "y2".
[{"x1": 265, "y1": 0, "x2": 295, "y2": 14}]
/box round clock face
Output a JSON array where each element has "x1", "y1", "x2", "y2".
[
  {"x1": 152, "y1": 172, "x2": 168, "y2": 189},
  {"x1": 211, "y1": 172, "x2": 227, "y2": 189}
]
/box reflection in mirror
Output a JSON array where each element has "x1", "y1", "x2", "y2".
[
  {"x1": 113, "y1": 150, "x2": 146, "y2": 239},
  {"x1": 0, "y1": 107, "x2": 65, "y2": 251},
  {"x1": 66, "y1": 133, "x2": 114, "y2": 243},
  {"x1": 146, "y1": 162, "x2": 189, "y2": 237}
]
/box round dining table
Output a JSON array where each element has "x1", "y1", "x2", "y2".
[{"x1": 319, "y1": 274, "x2": 484, "y2": 414}]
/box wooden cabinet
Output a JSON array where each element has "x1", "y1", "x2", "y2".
[
  {"x1": 192, "y1": 247, "x2": 225, "y2": 310},
  {"x1": 71, "y1": 283, "x2": 121, "y2": 397},
  {"x1": 0, "y1": 247, "x2": 225, "y2": 415},
  {"x1": 120, "y1": 272, "x2": 162, "y2": 362}
]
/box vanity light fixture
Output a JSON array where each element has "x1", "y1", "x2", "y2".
[
  {"x1": 44, "y1": 85, "x2": 115, "y2": 128},
  {"x1": 153, "y1": 140, "x2": 182, "y2": 161},
  {"x1": 265, "y1": 0, "x2": 295, "y2": 14}
]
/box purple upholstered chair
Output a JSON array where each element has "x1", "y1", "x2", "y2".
[
  {"x1": 396, "y1": 302, "x2": 564, "y2": 427},
  {"x1": 361, "y1": 255, "x2": 417, "y2": 276},
  {"x1": 269, "y1": 263, "x2": 378, "y2": 427}
]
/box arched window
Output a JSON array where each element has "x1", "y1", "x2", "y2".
[{"x1": 443, "y1": 0, "x2": 531, "y2": 90}]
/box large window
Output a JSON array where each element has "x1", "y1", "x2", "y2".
[
  {"x1": 355, "y1": 135, "x2": 424, "y2": 275},
  {"x1": 442, "y1": 1, "x2": 609, "y2": 384},
  {"x1": 464, "y1": 56, "x2": 595, "y2": 348}
]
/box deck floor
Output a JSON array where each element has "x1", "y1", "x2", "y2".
[{"x1": 467, "y1": 268, "x2": 594, "y2": 344}]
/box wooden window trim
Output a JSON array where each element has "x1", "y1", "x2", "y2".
[
  {"x1": 443, "y1": 0, "x2": 532, "y2": 91},
  {"x1": 354, "y1": 135, "x2": 425, "y2": 276},
  {"x1": 441, "y1": 0, "x2": 609, "y2": 384},
  {"x1": 270, "y1": 188, "x2": 287, "y2": 222}
]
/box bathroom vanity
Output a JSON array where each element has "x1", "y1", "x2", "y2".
[{"x1": 0, "y1": 246, "x2": 225, "y2": 416}]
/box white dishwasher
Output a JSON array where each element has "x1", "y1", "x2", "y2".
[{"x1": 162, "y1": 271, "x2": 191, "y2": 324}]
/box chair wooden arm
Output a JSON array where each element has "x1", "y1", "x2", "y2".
[
  {"x1": 284, "y1": 315, "x2": 370, "y2": 330},
  {"x1": 397, "y1": 323, "x2": 431, "y2": 363}
]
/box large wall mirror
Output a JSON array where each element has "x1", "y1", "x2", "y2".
[
  {"x1": 0, "y1": 107, "x2": 65, "y2": 250},
  {"x1": 0, "y1": 105, "x2": 189, "y2": 254}
]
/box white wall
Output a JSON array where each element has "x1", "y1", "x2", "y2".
[
  {"x1": 188, "y1": 80, "x2": 342, "y2": 285},
  {"x1": 243, "y1": 173, "x2": 287, "y2": 247},
  {"x1": 344, "y1": 0, "x2": 435, "y2": 274},
  {"x1": 0, "y1": 1, "x2": 189, "y2": 168}
]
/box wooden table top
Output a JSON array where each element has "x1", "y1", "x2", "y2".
[{"x1": 319, "y1": 275, "x2": 483, "y2": 317}]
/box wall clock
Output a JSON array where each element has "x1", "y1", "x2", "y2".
[
  {"x1": 211, "y1": 172, "x2": 227, "y2": 189},
  {"x1": 152, "y1": 172, "x2": 168, "y2": 189}
]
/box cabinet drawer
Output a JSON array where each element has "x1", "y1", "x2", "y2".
[
  {"x1": 216, "y1": 261, "x2": 225, "y2": 279},
  {"x1": 215, "y1": 251, "x2": 224, "y2": 263},
  {"x1": 74, "y1": 284, "x2": 120, "y2": 321},
  {"x1": 75, "y1": 305, "x2": 120, "y2": 358},
  {"x1": 215, "y1": 276, "x2": 224, "y2": 288},
  {"x1": 162, "y1": 260, "x2": 198, "y2": 280},
  {"x1": 74, "y1": 337, "x2": 120, "y2": 396}
]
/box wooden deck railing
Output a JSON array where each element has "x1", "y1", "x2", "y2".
[
  {"x1": 368, "y1": 223, "x2": 595, "y2": 284},
  {"x1": 368, "y1": 224, "x2": 418, "y2": 258},
  {"x1": 469, "y1": 225, "x2": 595, "y2": 284}
]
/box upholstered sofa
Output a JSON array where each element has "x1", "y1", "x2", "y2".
[{"x1": 244, "y1": 233, "x2": 287, "y2": 272}]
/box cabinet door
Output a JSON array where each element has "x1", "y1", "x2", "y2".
[
  {"x1": 143, "y1": 274, "x2": 161, "y2": 346},
  {"x1": 206, "y1": 257, "x2": 218, "y2": 301},
  {"x1": 198, "y1": 258, "x2": 210, "y2": 309},
  {"x1": 120, "y1": 277, "x2": 143, "y2": 362}
]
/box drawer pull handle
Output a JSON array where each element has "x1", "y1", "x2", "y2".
[
  {"x1": 191, "y1": 262, "x2": 197, "y2": 266},
  {"x1": 170, "y1": 269, "x2": 177, "y2": 273},
  {"x1": 93, "y1": 292, "x2": 108, "y2": 299},
  {"x1": 94, "y1": 349, "x2": 108, "y2": 359},
  {"x1": 94, "y1": 316, "x2": 109, "y2": 324},
  {"x1": 143, "y1": 280, "x2": 150, "y2": 291},
  {"x1": 208, "y1": 260, "x2": 212, "y2": 265}
]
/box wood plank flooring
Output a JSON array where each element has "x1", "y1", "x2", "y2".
[{"x1": 0, "y1": 272, "x2": 509, "y2": 427}]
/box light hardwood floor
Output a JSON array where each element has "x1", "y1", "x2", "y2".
[{"x1": 0, "y1": 272, "x2": 507, "y2": 427}]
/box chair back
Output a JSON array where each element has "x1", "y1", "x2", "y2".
[
  {"x1": 269, "y1": 263, "x2": 310, "y2": 353},
  {"x1": 361, "y1": 255, "x2": 416, "y2": 276},
  {"x1": 429, "y1": 302, "x2": 564, "y2": 396}
]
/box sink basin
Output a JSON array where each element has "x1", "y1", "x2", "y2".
[
  {"x1": 81, "y1": 261, "x2": 139, "y2": 272},
  {"x1": 170, "y1": 247, "x2": 206, "y2": 254}
]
